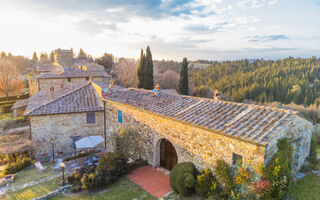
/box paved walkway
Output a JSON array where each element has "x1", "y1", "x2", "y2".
[{"x1": 127, "y1": 166, "x2": 172, "y2": 198}]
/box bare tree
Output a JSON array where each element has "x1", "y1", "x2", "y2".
[
  {"x1": 0, "y1": 59, "x2": 24, "y2": 99},
  {"x1": 113, "y1": 58, "x2": 138, "y2": 88},
  {"x1": 154, "y1": 70, "x2": 180, "y2": 90}
]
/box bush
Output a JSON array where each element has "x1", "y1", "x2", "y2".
[
  {"x1": 307, "y1": 135, "x2": 319, "y2": 169},
  {"x1": 213, "y1": 160, "x2": 234, "y2": 197},
  {"x1": 195, "y1": 168, "x2": 218, "y2": 197},
  {"x1": 0, "y1": 150, "x2": 30, "y2": 165},
  {"x1": 67, "y1": 165, "x2": 96, "y2": 192},
  {"x1": 170, "y1": 162, "x2": 197, "y2": 196},
  {"x1": 96, "y1": 152, "x2": 129, "y2": 187},
  {"x1": 262, "y1": 138, "x2": 293, "y2": 200},
  {"x1": 3, "y1": 157, "x2": 33, "y2": 174}
]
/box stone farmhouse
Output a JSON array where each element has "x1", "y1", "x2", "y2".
[
  {"x1": 25, "y1": 78, "x2": 315, "y2": 173},
  {"x1": 28, "y1": 49, "x2": 111, "y2": 95}
]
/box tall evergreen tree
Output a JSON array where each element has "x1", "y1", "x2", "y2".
[
  {"x1": 49, "y1": 51, "x2": 55, "y2": 63},
  {"x1": 179, "y1": 57, "x2": 189, "y2": 95},
  {"x1": 0, "y1": 51, "x2": 6, "y2": 58},
  {"x1": 144, "y1": 46, "x2": 154, "y2": 89},
  {"x1": 32, "y1": 52, "x2": 38, "y2": 61},
  {"x1": 137, "y1": 49, "x2": 145, "y2": 88}
]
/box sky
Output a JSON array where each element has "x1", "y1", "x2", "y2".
[{"x1": 0, "y1": 0, "x2": 319, "y2": 61}]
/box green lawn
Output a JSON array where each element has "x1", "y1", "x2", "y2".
[
  {"x1": 8, "y1": 163, "x2": 60, "y2": 189},
  {"x1": 3, "y1": 177, "x2": 61, "y2": 200},
  {"x1": 50, "y1": 176, "x2": 156, "y2": 200},
  {"x1": 289, "y1": 175, "x2": 320, "y2": 200}
]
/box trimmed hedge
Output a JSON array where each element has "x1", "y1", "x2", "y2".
[
  {"x1": 3, "y1": 157, "x2": 33, "y2": 174},
  {"x1": 170, "y1": 162, "x2": 197, "y2": 196}
]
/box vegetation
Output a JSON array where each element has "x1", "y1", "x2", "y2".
[
  {"x1": 95, "y1": 52, "x2": 115, "y2": 72},
  {"x1": 195, "y1": 168, "x2": 218, "y2": 197},
  {"x1": 179, "y1": 57, "x2": 189, "y2": 95},
  {"x1": 213, "y1": 159, "x2": 235, "y2": 197},
  {"x1": 170, "y1": 162, "x2": 197, "y2": 197},
  {"x1": 137, "y1": 47, "x2": 154, "y2": 89},
  {"x1": 3, "y1": 157, "x2": 33, "y2": 175},
  {"x1": 289, "y1": 175, "x2": 320, "y2": 200},
  {"x1": 51, "y1": 176, "x2": 156, "y2": 200},
  {"x1": 0, "y1": 150, "x2": 30, "y2": 166},
  {"x1": 62, "y1": 150, "x2": 101, "y2": 162}
]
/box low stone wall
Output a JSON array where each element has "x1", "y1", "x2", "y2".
[{"x1": 31, "y1": 185, "x2": 70, "y2": 200}]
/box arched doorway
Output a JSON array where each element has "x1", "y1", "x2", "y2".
[{"x1": 160, "y1": 139, "x2": 177, "y2": 170}]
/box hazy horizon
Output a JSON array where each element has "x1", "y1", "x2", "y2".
[{"x1": 0, "y1": 0, "x2": 319, "y2": 61}]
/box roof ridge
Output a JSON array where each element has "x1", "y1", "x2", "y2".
[
  {"x1": 127, "y1": 87, "x2": 294, "y2": 114},
  {"x1": 27, "y1": 82, "x2": 91, "y2": 115}
]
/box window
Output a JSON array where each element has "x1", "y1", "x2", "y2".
[
  {"x1": 87, "y1": 112, "x2": 95, "y2": 123},
  {"x1": 67, "y1": 77, "x2": 71, "y2": 82},
  {"x1": 118, "y1": 110, "x2": 123, "y2": 123},
  {"x1": 86, "y1": 77, "x2": 89, "y2": 81},
  {"x1": 232, "y1": 153, "x2": 242, "y2": 165}
]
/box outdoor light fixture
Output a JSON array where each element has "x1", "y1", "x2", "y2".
[
  {"x1": 50, "y1": 139, "x2": 55, "y2": 162},
  {"x1": 60, "y1": 162, "x2": 65, "y2": 186}
]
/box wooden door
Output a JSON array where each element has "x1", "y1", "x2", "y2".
[{"x1": 160, "y1": 139, "x2": 177, "y2": 170}]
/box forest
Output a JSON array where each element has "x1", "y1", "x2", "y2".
[{"x1": 188, "y1": 57, "x2": 320, "y2": 107}]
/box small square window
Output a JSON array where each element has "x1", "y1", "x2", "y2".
[
  {"x1": 232, "y1": 153, "x2": 242, "y2": 165},
  {"x1": 67, "y1": 77, "x2": 71, "y2": 82},
  {"x1": 86, "y1": 77, "x2": 89, "y2": 81},
  {"x1": 118, "y1": 110, "x2": 123, "y2": 123},
  {"x1": 87, "y1": 112, "x2": 95, "y2": 123}
]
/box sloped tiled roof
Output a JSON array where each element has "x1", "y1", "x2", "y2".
[
  {"x1": 26, "y1": 82, "x2": 104, "y2": 116},
  {"x1": 36, "y1": 64, "x2": 57, "y2": 72},
  {"x1": 103, "y1": 89, "x2": 296, "y2": 145},
  {"x1": 37, "y1": 67, "x2": 110, "y2": 79},
  {"x1": 11, "y1": 99, "x2": 28, "y2": 110}
]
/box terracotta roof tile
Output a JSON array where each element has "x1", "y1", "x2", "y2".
[
  {"x1": 26, "y1": 82, "x2": 103, "y2": 116},
  {"x1": 103, "y1": 88, "x2": 295, "y2": 145}
]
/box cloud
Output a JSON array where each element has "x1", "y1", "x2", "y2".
[
  {"x1": 74, "y1": 19, "x2": 117, "y2": 35},
  {"x1": 247, "y1": 34, "x2": 289, "y2": 42}
]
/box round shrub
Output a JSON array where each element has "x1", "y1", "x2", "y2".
[{"x1": 170, "y1": 162, "x2": 197, "y2": 196}]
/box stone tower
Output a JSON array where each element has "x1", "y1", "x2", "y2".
[{"x1": 54, "y1": 49, "x2": 73, "y2": 66}]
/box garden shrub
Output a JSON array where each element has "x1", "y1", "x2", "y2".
[
  {"x1": 3, "y1": 157, "x2": 33, "y2": 174},
  {"x1": 0, "y1": 150, "x2": 30, "y2": 165},
  {"x1": 96, "y1": 152, "x2": 129, "y2": 186},
  {"x1": 195, "y1": 168, "x2": 218, "y2": 197},
  {"x1": 170, "y1": 162, "x2": 197, "y2": 196},
  {"x1": 67, "y1": 165, "x2": 96, "y2": 192},
  {"x1": 307, "y1": 135, "x2": 319, "y2": 169},
  {"x1": 213, "y1": 159, "x2": 234, "y2": 197},
  {"x1": 262, "y1": 138, "x2": 293, "y2": 200}
]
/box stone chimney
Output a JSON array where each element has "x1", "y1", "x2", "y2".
[
  {"x1": 50, "y1": 86, "x2": 55, "y2": 99},
  {"x1": 154, "y1": 84, "x2": 161, "y2": 95},
  {"x1": 214, "y1": 89, "x2": 221, "y2": 100}
]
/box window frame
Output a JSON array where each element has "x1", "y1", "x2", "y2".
[
  {"x1": 67, "y1": 77, "x2": 71, "y2": 82},
  {"x1": 118, "y1": 110, "x2": 123, "y2": 123},
  {"x1": 232, "y1": 153, "x2": 243, "y2": 165},
  {"x1": 86, "y1": 112, "x2": 96, "y2": 124}
]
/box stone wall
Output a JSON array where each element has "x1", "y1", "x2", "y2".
[
  {"x1": 104, "y1": 101, "x2": 266, "y2": 170},
  {"x1": 264, "y1": 115, "x2": 313, "y2": 173},
  {"x1": 28, "y1": 79, "x2": 39, "y2": 96},
  {"x1": 54, "y1": 51, "x2": 73, "y2": 66},
  {"x1": 30, "y1": 112, "x2": 104, "y2": 159}
]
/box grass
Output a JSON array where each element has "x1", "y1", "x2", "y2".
[
  {"x1": 8, "y1": 163, "x2": 60, "y2": 189},
  {"x1": 3, "y1": 177, "x2": 61, "y2": 200},
  {"x1": 289, "y1": 175, "x2": 320, "y2": 200},
  {"x1": 50, "y1": 176, "x2": 156, "y2": 200}
]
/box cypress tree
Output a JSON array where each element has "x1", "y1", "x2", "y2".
[
  {"x1": 49, "y1": 51, "x2": 55, "y2": 63},
  {"x1": 32, "y1": 52, "x2": 38, "y2": 61},
  {"x1": 144, "y1": 46, "x2": 154, "y2": 89},
  {"x1": 137, "y1": 49, "x2": 145, "y2": 88},
  {"x1": 179, "y1": 57, "x2": 189, "y2": 95}
]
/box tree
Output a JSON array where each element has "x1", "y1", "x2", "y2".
[
  {"x1": 95, "y1": 53, "x2": 114, "y2": 71},
  {"x1": 137, "y1": 49, "x2": 145, "y2": 88},
  {"x1": 78, "y1": 48, "x2": 87, "y2": 59},
  {"x1": 144, "y1": 46, "x2": 154, "y2": 89},
  {"x1": 32, "y1": 52, "x2": 38, "y2": 61},
  {"x1": 39, "y1": 52, "x2": 48, "y2": 63},
  {"x1": 0, "y1": 59, "x2": 24, "y2": 99},
  {"x1": 154, "y1": 70, "x2": 179, "y2": 90},
  {"x1": 0, "y1": 52, "x2": 6, "y2": 58},
  {"x1": 179, "y1": 57, "x2": 189, "y2": 95},
  {"x1": 113, "y1": 58, "x2": 138, "y2": 88},
  {"x1": 49, "y1": 51, "x2": 55, "y2": 63}
]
